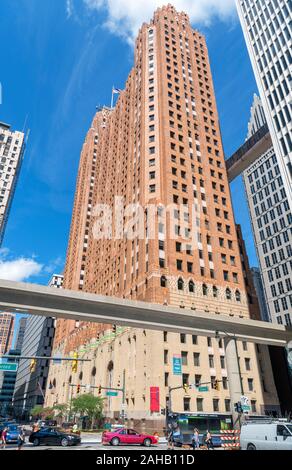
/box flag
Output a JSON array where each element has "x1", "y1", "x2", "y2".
[{"x1": 113, "y1": 87, "x2": 122, "y2": 94}]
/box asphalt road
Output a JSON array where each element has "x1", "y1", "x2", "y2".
[{"x1": 1, "y1": 442, "x2": 168, "y2": 451}]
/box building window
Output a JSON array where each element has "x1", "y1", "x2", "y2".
[
  {"x1": 193, "y1": 353, "x2": 200, "y2": 367},
  {"x1": 213, "y1": 399, "x2": 219, "y2": 412},
  {"x1": 245, "y1": 358, "x2": 251, "y2": 371},
  {"x1": 164, "y1": 350, "x2": 168, "y2": 365},
  {"x1": 161, "y1": 276, "x2": 167, "y2": 288},
  {"x1": 178, "y1": 278, "x2": 184, "y2": 290},
  {"x1": 248, "y1": 378, "x2": 254, "y2": 391},
  {"x1": 180, "y1": 334, "x2": 186, "y2": 344},
  {"x1": 184, "y1": 397, "x2": 191, "y2": 412},
  {"x1": 181, "y1": 351, "x2": 188, "y2": 366},
  {"x1": 251, "y1": 400, "x2": 257, "y2": 413},
  {"x1": 225, "y1": 399, "x2": 231, "y2": 413},
  {"x1": 165, "y1": 373, "x2": 169, "y2": 387},
  {"x1": 197, "y1": 398, "x2": 203, "y2": 412}
]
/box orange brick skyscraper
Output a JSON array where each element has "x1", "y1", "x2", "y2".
[{"x1": 47, "y1": 5, "x2": 279, "y2": 429}]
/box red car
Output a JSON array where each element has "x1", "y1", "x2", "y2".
[{"x1": 102, "y1": 428, "x2": 158, "y2": 447}]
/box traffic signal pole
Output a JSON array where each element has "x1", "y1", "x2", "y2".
[
  {"x1": 0, "y1": 355, "x2": 90, "y2": 362},
  {"x1": 224, "y1": 336, "x2": 244, "y2": 429},
  {"x1": 168, "y1": 379, "x2": 223, "y2": 415}
]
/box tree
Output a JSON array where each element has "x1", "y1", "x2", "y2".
[
  {"x1": 30, "y1": 405, "x2": 54, "y2": 420},
  {"x1": 30, "y1": 405, "x2": 44, "y2": 419},
  {"x1": 72, "y1": 394, "x2": 104, "y2": 429},
  {"x1": 53, "y1": 403, "x2": 68, "y2": 420}
]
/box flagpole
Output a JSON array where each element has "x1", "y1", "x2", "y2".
[{"x1": 111, "y1": 86, "x2": 114, "y2": 109}]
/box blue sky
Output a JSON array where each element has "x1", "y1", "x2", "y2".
[{"x1": 0, "y1": 0, "x2": 259, "y2": 292}]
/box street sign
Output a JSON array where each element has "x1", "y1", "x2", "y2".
[
  {"x1": 121, "y1": 403, "x2": 127, "y2": 410},
  {"x1": 198, "y1": 386, "x2": 209, "y2": 392},
  {"x1": 86, "y1": 384, "x2": 91, "y2": 393},
  {"x1": 0, "y1": 363, "x2": 18, "y2": 372},
  {"x1": 106, "y1": 391, "x2": 118, "y2": 397},
  {"x1": 173, "y1": 355, "x2": 182, "y2": 375},
  {"x1": 241, "y1": 396, "x2": 251, "y2": 412}
]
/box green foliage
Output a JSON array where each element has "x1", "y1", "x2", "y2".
[
  {"x1": 30, "y1": 405, "x2": 54, "y2": 419},
  {"x1": 53, "y1": 403, "x2": 68, "y2": 418},
  {"x1": 72, "y1": 393, "x2": 104, "y2": 426}
]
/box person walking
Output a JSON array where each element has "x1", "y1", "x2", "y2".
[
  {"x1": 17, "y1": 427, "x2": 25, "y2": 451},
  {"x1": 0, "y1": 427, "x2": 8, "y2": 450},
  {"x1": 192, "y1": 428, "x2": 200, "y2": 450},
  {"x1": 205, "y1": 430, "x2": 214, "y2": 450}
]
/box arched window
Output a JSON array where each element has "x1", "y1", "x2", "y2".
[
  {"x1": 189, "y1": 280, "x2": 195, "y2": 293},
  {"x1": 213, "y1": 286, "x2": 218, "y2": 298},
  {"x1": 235, "y1": 290, "x2": 241, "y2": 302},
  {"x1": 161, "y1": 276, "x2": 167, "y2": 288},
  {"x1": 68, "y1": 375, "x2": 72, "y2": 384},
  {"x1": 53, "y1": 378, "x2": 56, "y2": 388},
  {"x1": 226, "y1": 288, "x2": 232, "y2": 300},
  {"x1": 79, "y1": 371, "x2": 83, "y2": 381},
  {"x1": 91, "y1": 367, "x2": 97, "y2": 377},
  {"x1": 178, "y1": 278, "x2": 184, "y2": 291},
  {"x1": 203, "y1": 284, "x2": 208, "y2": 296},
  {"x1": 107, "y1": 360, "x2": 114, "y2": 372}
]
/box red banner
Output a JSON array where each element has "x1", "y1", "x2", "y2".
[{"x1": 150, "y1": 386, "x2": 160, "y2": 412}]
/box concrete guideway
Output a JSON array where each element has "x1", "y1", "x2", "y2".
[
  {"x1": 0, "y1": 279, "x2": 291, "y2": 347},
  {"x1": 226, "y1": 124, "x2": 272, "y2": 182}
]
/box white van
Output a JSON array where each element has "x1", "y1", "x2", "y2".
[{"x1": 240, "y1": 421, "x2": 292, "y2": 450}]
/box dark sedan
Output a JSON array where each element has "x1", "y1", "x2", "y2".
[{"x1": 29, "y1": 427, "x2": 81, "y2": 447}]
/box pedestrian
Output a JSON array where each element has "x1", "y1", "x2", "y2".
[
  {"x1": 17, "y1": 427, "x2": 25, "y2": 451},
  {"x1": 1, "y1": 427, "x2": 8, "y2": 450},
  {"x1": 205, "y1": 430, "x2": 214, "y2": 450},
  {"x1": 192, "y1": 428, "x2": 200, "y2": 450},
  {"x1": 72, "y1": 423, "x2": 78, "y2": 434},
  {"x1": 32, "y1": 421, "x2": 39, "y2": 433}
]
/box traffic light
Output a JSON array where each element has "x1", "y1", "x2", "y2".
[
  {"x1": 234, "y1": 402, "x2": 243, "y2": 413},
  {"x1": 214, "y1": 380, "x2": 220, "y2": 391},
  {"x1": 76, "y1": 384, "x2": 81, "y2": 394},
  {"x1": 211, "y1": 379, "x2": 220, "y2": 391},
  {"x1": 72, "y1": 352, "x2": 78, "y2": 373},
  {"x1": 98, "y1": 385, "x2": 102, "y2": 395},
  {"x1": 30, "y1": 359, "x2": 37, "y2": 373},
  {"x1": 183, "y1": 383, "x2": 189, "y2": 394}
]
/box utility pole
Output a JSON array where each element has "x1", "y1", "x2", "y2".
[{"x1": 121, "y1": 369, "x2": 126, "y2": 424}]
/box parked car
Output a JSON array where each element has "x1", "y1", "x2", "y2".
[
  {"x1": 102, "y1": 428, "x2": 158, "y2": 447},
  {"x1": 240, "y1": 421, "x2": 292, "y2": 450},
  {"x1": 0, "y1": 424, "x2": 21, "y2": 443},
  {"x1": 29, "y1": 427, "x2": 81, "y2": 447}
]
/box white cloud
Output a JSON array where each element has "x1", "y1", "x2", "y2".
[
  {"x1": 82, "y1": 0, "x2": 237, "y2": 42},
  {"x1": 66, "y1": 0, "x2": 74, "y2": 18},
  {"x1": 0, "y1": 258, "x2": 43, "y2": 282}
]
